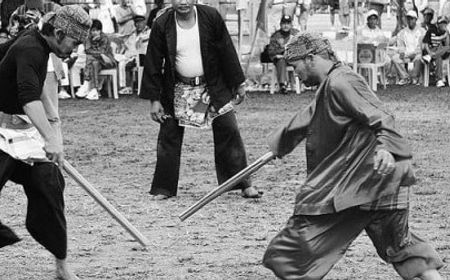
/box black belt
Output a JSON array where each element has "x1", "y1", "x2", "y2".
[{"x1": 176, "y1": 74, "x2": 206, "y2": 86}]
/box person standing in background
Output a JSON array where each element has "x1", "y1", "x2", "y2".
[{"x1": 140, "y1": 0, "x2": 263, "y2": 200}]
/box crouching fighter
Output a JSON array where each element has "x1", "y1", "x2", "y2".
[
  {"x1": 0, "y1": 6, "x2": 91, "y2": 280},
  {"x1": 262, "y1": 32, "x2": 443, "y2": 280}
]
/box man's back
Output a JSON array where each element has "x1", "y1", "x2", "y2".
[{"x1": 0, "y1": 29, "x2": 48, "y2": 114}]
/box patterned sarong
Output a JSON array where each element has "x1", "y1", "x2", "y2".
[
  {"x1": 173, "y1": 82, "x2": 234, "y2": 129},
  {"x1": 0, "y1": 114, "x2": 47, "y2": 164}
]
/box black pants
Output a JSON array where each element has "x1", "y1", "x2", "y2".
[
  {"x1": 150, "y1": 111, "x2": 251, "y2": 196},
  {"x1": 0, "y1": 151, "x2": 67, "y2": 259}
]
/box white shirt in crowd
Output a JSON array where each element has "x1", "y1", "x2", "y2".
[
  {"x1": 397, "y1": 25, "x2": 426, "y2": 55},
  {"x1": 175, "y1": 7, "x2": 204, "y2": 78}
]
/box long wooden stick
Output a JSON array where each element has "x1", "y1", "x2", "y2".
[
  {"x1": 179, "y1": 152, "x2": 275, "y2": 221},
  {"x1": 63, "y1": 160, "x2": 149, "y2": 247}
]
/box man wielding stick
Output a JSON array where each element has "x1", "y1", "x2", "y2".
[
  {"x1": 0, "y1": 6, "x2": 91, "y2": 280},
  {"x1": 262, "y1": 32, "x2": 443, "y2": 280},
  {"x1": 140, "y1": 0, "x2": 262, "y2": 200}
]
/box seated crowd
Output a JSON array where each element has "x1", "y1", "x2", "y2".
[
  {"x1": 267, "y1": 6, "x2": 450, "y2": 92},
  {"x1": 0, "y1": 0, "x2": 153, "y2": 100}
]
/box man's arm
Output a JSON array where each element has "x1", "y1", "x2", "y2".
[
  {"x1": 139, "y1": 17, "x2": 166, "y2": 122},
  {"x1": 267, "y1": 102, "x2": 315, "y2": 158},
  {"x1": 330, "y1": 78, "x2": 413, "y2": 160},
  {"x1": 16, "y1": 48, "x2": 63, "y2": 165},
  {"x1": 23, "y1": 101, "x2": 63, "y2": 165}
]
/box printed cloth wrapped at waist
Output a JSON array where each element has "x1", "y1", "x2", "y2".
[
  {"x1": 0, "y1": 112, "x2": 47, "y2": 164},
  {"x1": 173, "y1": 79, "x2": 234, "y2": 129}
]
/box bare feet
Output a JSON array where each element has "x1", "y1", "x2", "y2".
[
  {"x1": 241, "y1": 186, "x2": 263, "y2": 198},
  {"x1": 55, "y1": 258, "x2": 80, "y2": 280},
  {"x1": 152, "y1": 194, "x2": 171, "y2": 200}
]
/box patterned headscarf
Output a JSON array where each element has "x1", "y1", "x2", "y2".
[
  {"x1": 42, "y1": 5, "x2": 92, "y2": 43},
  {"x1": 284, "y1": 32, "x2": 333, "y2": 62}
]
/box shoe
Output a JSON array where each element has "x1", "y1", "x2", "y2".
[
  {"x1": 411, "y1": 78, "x2": 419, "y2": 85},
  {"x1": 241, "y1": 187, "x2": 264, "y2": 199},
  {"x1": 58, "y1": 89, "x2": 71, "y2": 99},
  {"x1": 436, "y1": 79, "x2": 446, "y2": 87},
  {"x1": 278, "y1": 84, "x2": 287, "y2": 95},
  {"x1": 75, "y1": 83, "x2": 89, "y2": 98},
  {"x1": 151, "y1": 194, "x2": 171, "y2": 200},
  {"x1": 422, "y1": 55, "x2": 431, "y2": 63},
  {"x1": 85, "y1": 88, "x2": 99, "y2": 100},
  {"x1": 119, "y1": 86, "x2": 133, "y2": 95},
  {"x1": 397, "y1": 78, "x2": 409, "y2": 85}
]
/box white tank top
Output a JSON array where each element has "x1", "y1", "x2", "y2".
[{"x1": 175, "y1": 7, "x2": 204, "y2": 78}]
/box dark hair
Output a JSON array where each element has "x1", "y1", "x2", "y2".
[
  {"x1": 91, "y1": 19, "x2": 102, "y2": 31},
  {"x1": 40, "y1": 21, "x2": 55, "y2": 36}
]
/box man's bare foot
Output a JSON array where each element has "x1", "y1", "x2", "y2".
[
  {"x1": 151, "y1": 194, "x2": 171, "y2": 200},
  {"x1": 55, "y1": 258, "x2": 80, "y2": 280},
  {"x1": 241, "y1": 186, "x2": 263, "y2": 198}
]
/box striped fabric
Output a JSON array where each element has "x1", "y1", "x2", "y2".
[{"x1": 359, "y1": 186, "x2": 410, "y2": 211}]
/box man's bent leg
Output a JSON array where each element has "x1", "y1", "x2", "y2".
[
  {"x1": 150, "y1": 118, "x2": 184, "y2": 197},
  {"x1": 14, "y1": 162, "x2": 78, "y2": 280},
  {"x1": 0, "y1": 152, "x2": 21, "y2": 248},
  {"x1": 19, "y1": 162, "x2": 67, "y2": 259},
  {"x1": 365, "y1": 209, "x2": 443, "y2": 280},
  {"x1": 275, "y1": 58, "x2": 288, "y2": 88},
  {"x1": 263, "y1": 209, "x2": 369, "y2": 280},
  {"x1": 212, "y1": 111, "x2": 251, "y2": 191}
]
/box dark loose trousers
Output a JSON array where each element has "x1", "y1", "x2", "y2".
[
  {"x1": 0, "y1": 151, "x2": 67, "y2": 259},
  {"x1": 263, "y1": 208, "x2": 443, "y2": 280},
  {"x1": 150, "y1": 111, "x2": 251, "y2": 197}
]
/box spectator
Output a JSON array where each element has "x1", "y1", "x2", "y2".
[
  {"x1": 76, "y1": 19, "x2": 116, "y2": 100},
  {"x1": 295, "y1": 0, "x2": 311, "y2": 31},
  {"x1": 0, "y1": 0, "x2": 24, "y2": 30},
  {"x1": 392, "y1": 10, "x2": 425, "y2": 85},
  {"x1": 421, "y1": 7, "x2": 435, "y2": 30},
  {"x1": 328, "y1": 0, "x2": 340, "y2": 30},
  {"x1": 113, "y1": 0, "x2": 135, "y2": 39},
  {"x1": 0, "y1": 28, "x2": 9, "y2": 43},
  {"x1": 133, "y1": 15, "x2": 150, "y2": 55},
  {"x1": 116, "y1": 15, "x2": 150, "y2": 95},
  {"x1": 338, "y1": 0, "x2": 350, "y2": 31},
  {"x1": 358, "y1": 9, "x2": 389, "y2": 44},
  {"x1": 422, "y1": 15, "x2": 450, "y2": 87},
  {"x1": 367, "y1": 0, "x2": 389, "y2": 28},
  {"x1": 268, "y1": 15, "x2": 299, "y2": 94},
  {"x1": 147, "y1": 0, "x2": 164, "y2": 29}
]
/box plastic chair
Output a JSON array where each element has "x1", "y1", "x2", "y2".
[
  {"x1": 99, "y1": 68, "x2": 119, "y2": 99},
  {"x1": 422, "y1": 58, "x2": 450, "y2": 87},
  {"x1": 270, "y1": 65, "x2": 301, "y2": 94}
]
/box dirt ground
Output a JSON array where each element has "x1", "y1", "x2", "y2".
[{"x1": 0, "y1": 85, "x2": 449, "y2": 280}]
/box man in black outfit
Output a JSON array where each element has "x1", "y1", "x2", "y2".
[
  {"x1": 140, "y1": 0, "x2": 262, "y2": 200},
  {"x1": 0, "y1": 5, "x2": 91, "y2": 280}
]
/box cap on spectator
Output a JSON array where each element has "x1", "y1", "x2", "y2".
[
  {"x1": 25, "y1": 0, "x2": 43, "y2": 10},
  {"x1": 280, "y1": 15, "x2": 293, "y2": 24},
  {"x1": 421, "y1": 7, "x2": 435, "y2": 15},
  {"x1": 366, "y1": 9, "x2": 379, "y2": 20},
  {"x1": 42, "y1": 5, "x2": 92, "y2": 43},
  {"x1": 437, "y1": 15, "x2": 448, "y2": 24},
  {"x1": 406, "y1": 10, "x2": 418, "y2": 19},
  {"x1": 133, "y1": 15, "x2": 146, "y2": 22},
  {"x1": 285, "y1": 32, "x2": 332, "y2": 62}
]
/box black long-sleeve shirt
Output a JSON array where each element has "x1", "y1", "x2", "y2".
[{"x1": 0, "y1": 29, "x2": 49, "y2": 114}]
